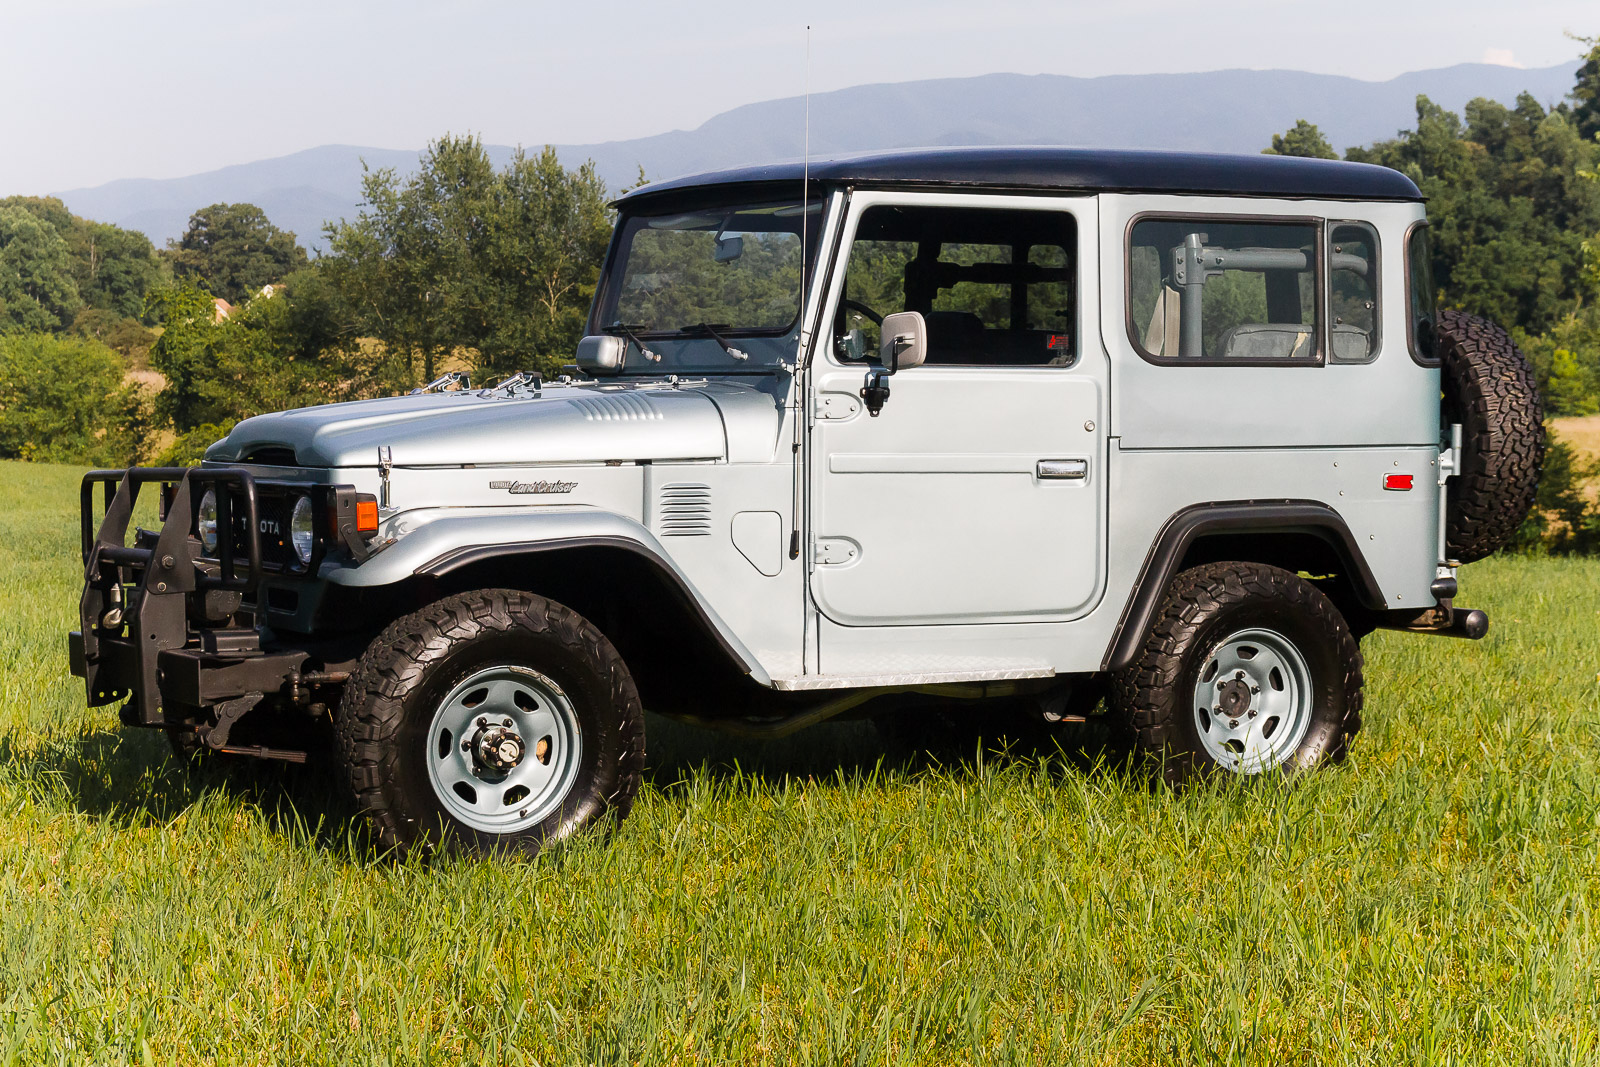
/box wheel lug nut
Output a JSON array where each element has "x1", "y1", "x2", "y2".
[
  {"x1": 503, "y1": 717, "x2": 514, "y2": 728},
  {"x1": 1235, "y1": 671, "x2": 1245, "y2": 680},
  {"x1": 1229, "y1": 720, "x2": 1239, "y2": 729},
  {"x1": 1251, "y1": 686, "x2": 1259, "y2": 694},
  {"x1": 461, "y1": 739, "x2": 470, "y2": 750},
  {"x1": 477, "y1": 717, "x2": 487, "y2": 728},
  {"x1": 1248, "y1": 710, "x2": 1257, "y2": 718}
]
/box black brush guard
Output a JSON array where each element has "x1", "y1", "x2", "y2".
[{"x1": 68, "y1": 467, "x2": 357, "y2": 758}]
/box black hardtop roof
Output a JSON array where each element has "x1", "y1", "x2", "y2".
[{"x1": 617, "y1": 146, "x2": 1422, "y2": 206}]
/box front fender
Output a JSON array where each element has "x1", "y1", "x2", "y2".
[{"x1": 320, "y1": 506, "x2": 770, "y2": 685}]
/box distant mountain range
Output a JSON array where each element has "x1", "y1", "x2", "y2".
[{"x1": 56, "y1": 61, "x2": 1579, "y2": 249}]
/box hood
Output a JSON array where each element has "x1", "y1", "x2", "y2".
[{"x1": 206, "y1": 379, "x2": 784, "y2": 468}]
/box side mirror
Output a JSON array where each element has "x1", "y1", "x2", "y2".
[
  {"x1": 860, "y1": 311, "x2": 927, "y2": 417},
  {"x1": 575, "y1": 334, "x2": 626, "y2": 376},
  {"x1": 878, "y1": 311, "x2": 927, "y2": 371}
]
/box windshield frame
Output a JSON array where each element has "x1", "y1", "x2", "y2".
[{"x1": 588, "y1": 185, "x2": 827, "y2": 375}]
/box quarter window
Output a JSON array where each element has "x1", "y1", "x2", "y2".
[
  {"x1": 1406, "y1": 223, "x2": 1438, "y2": 364},
  {"x1": 1129, "y1": 218, "x2": 1320, "y2": 362},
  {"x1": 1329, "y1": 222, "x2": 1379, "y2": 363}
]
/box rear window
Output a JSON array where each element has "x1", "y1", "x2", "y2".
[{"x1": 1129, "y1": 218, "x2": 1320, "y2": 362}]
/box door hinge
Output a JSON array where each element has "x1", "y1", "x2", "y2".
[
  {"x1": 814, "y1": 537, "x2": 860, "y2": 566},
  {"x1": 815, "y1": 393, "x2": 862, "y2": 420}
]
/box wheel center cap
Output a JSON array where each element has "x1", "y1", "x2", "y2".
[
  {"x1": 474, "y1": 725, "x2": 525, "y2": 771},
  {"x1": 1218, "y1": 678, "x2": 1252, "y2": 716}
]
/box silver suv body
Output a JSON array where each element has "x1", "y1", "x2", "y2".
[{"x1": 71, "y1": 148, "x2": 1511, "y2": 853}]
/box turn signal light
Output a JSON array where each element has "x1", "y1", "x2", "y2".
[
  {"x1": 355, "y1": 500, "x2": 380, "y2": 532},
  {"x1": 1384, "y1": 474, "x2": 1414, "y2": 491}
]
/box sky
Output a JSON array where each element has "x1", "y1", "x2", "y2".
[{"x1": 0, "y1": 0, "x2": 1595, "y2": 195}]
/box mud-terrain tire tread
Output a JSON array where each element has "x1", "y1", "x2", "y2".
[
  {"x1": 1438, "y1": 308, "x2": 1544, "y2": 563},
  {"x1": 1110, "y1": 561, "x2": 1363, "y2": 788},
  {"x1": 334, "y1": 589, "x2": 645, "y2": 856}
]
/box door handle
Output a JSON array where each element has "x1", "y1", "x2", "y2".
[{"x1": 1036, "y1": 459, "x2": 1089, "y2": 480}]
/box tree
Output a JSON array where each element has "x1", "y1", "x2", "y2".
[
  {"x1": 144, "y1": 273, "x2": 374, "y2": 434},
  {"x1": 322, "y1": 136, "x2": 613, "y2": 380},
  {"x1": 1570, "y1": 34, "x2": 1600, "y2": 142},
  {"x1": 0, "y1": 333, "x2": 132, "y2": 463},
  {"x1": 167, "y1": 203, "x2": 308, "y2": 305},
  {"x1": 0, "y1": 196, "x2": 165, "y2": 321},
  {"x1": 1263, "y1": 119, "x2": 1338, "y2": 159},
  {"x1": 0, "y1": 205, "x2": 81, "y2": 333},
  {"x1": 73, "y1": 220, "x2": 164, "y2": 318}
]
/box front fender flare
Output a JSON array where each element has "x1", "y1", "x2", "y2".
[{"x1": 321, "y1": 507, "x2": 770, "y2": 685}]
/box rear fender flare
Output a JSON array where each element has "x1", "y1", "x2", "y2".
[{"x1": 1102, "y1": 500, "x2": 1386, "y2": 672}]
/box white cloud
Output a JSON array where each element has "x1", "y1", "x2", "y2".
[{"x1": 1481, "y1": 48, "x2": 1523, "y2": 67}]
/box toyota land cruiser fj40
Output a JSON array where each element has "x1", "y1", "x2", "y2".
[{"x1": 70, "y1": 147, "x2": 1543, "y2": 855}]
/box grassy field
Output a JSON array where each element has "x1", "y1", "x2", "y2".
[{"x1": 1, "y1": 459, "x2": 1598, "y2": 1065}]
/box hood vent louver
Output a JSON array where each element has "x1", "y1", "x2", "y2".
[
  {"x1": 573, "y1": 394, "x2": 664, "y2": 422},
  {"x1": 241, "y1": 446, "x2": 298, "y2": 467},
  {"x1": 658, "y1": 483, "x2": 712, "y2": 536}
]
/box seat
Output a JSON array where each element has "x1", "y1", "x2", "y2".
[{"x1": 1215, "y1": 323, "x2": 1315, "y2": 360}]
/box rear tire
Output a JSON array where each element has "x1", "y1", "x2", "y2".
[
  {"x1": 1111, "y1": 562, "x2": 1362, "y2": 787},
  {"x1": 335, "y1": 589, "x2": 645, "y2": 856},
  {"x1": 1438, "y1": 309, "x2": 1544, "y2": 562}
]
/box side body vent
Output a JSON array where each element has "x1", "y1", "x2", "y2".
[{"x1": 658, "y1": 483, "x2": 712, "y2": 536}]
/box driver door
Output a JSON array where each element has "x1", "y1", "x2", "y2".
[{"x1": 808, "y1": 191, "x2": 1107, "y2": 632}]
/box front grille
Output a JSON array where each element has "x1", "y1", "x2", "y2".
[{"x1": 223, "y1": 485, "x2": 301, "y2": 570}]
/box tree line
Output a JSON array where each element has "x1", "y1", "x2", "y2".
[{"x1": 1, "y1": 36, "x2": 1598, "y2": 550}]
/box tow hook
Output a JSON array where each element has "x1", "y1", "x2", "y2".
[{"x1": 1378, "y1": 604, "x2": 1489, "y2": 640}]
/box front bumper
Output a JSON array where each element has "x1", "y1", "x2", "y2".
[{"x1": 69, "y1": 467, "x2": 361, "y2": 746}]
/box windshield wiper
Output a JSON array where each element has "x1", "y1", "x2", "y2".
[
  {"x1": 602, "y1": 322, "x2": 661, "y2": 365},
  {"x1": 680, "y1": 322, "x2": 749, "y2": 362}
]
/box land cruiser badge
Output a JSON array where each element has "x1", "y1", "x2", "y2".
[{"x1": 489, "y1": 479, "x2": 578, "y2": 495}]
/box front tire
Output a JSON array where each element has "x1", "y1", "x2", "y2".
[
  {"x1": 1111, "y1": 562, "x2": 1362, "y2": 787},
  {"x1": 335, "y1": 589, "x2": 645, "y2": 856}
]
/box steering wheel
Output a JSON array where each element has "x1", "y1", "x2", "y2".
[{"x1": 840, "y1": 298, "x2": 883, "y2": 325}]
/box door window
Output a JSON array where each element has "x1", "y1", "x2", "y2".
[{"x1": 834, "y1": 205, "x2": 1078, "y2": 367}]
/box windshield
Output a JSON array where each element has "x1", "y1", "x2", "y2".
[{"x1": 594, "y1": 198, "x2": 822, "y2": 373}]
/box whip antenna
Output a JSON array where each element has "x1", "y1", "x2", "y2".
[
  {"x1": 789, "y1": 24, "x2": 812, "y2": 566},
  {"x1": 800, "y1": 24, "x2": 811, "y2": 331}
]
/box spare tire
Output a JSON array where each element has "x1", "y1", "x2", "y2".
[{"x1": 1438, "y1": 309, "x2": 1544, "y2": 563}]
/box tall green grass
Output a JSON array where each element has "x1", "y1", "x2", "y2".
[{"x1": 1, "y1": 459, "x2": 1597, "y2": 1064}]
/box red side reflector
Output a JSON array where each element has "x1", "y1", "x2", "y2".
[
  {"x1": 355, "y1": 500, "x2": 380, "y2": 532},
  {"x1": 1384, "y1": 474, "x2": 1414, "y2": 491}
]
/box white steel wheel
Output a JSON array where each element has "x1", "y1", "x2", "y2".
[
  {"x1": 1190, "y1": 627, "x2": 1314, "y2": 774},
  {"x1": 425, "y1": 665, "x2": 584, "y2": 834},
  {"x1": 1111, "y1": 561, "x2": 1364, "y2": 788}
]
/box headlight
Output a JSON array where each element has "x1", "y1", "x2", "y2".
[
  {"x1": 290, "y1": 495, "x2": 315, "y2": 564},
  {"x1": 197, "y1": 490, "x2": 219, "y2": 554}
]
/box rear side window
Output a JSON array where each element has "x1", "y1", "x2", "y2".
[
  {"x1": 1406, "y1": 223, "x2": 1438, "y2": 364},
  {"x1": 1329, "y1": 222, "x2": 1379, "y2": 363},
  {"x1": 1129, "y1": 217, "x2": 1321, "y2": 362}
]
